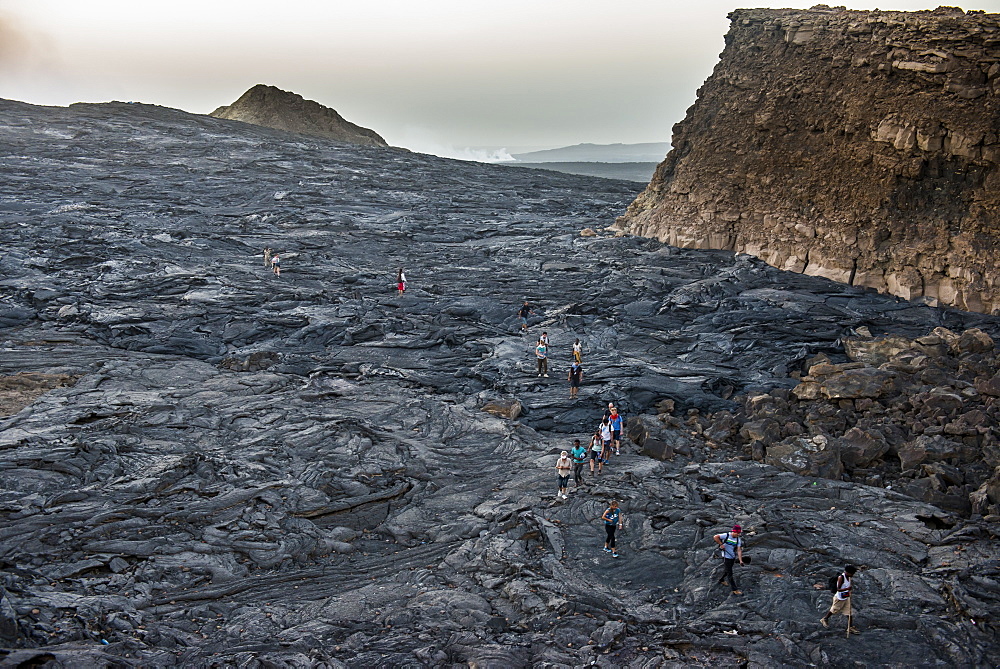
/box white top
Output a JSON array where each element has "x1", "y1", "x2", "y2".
[
  {"x1": 836, "y1": 573, "x2": 852, "y2": 600},
  {"x1": 600, "y1": 424, "x2": 612, "y2": 441}
]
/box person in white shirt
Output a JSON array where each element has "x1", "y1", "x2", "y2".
[
  {"x1": 555, "y1": 450, "x2": 573, "y2": 499},
  {"x1": 821, "y1": 564, "x2": 859, "y2": 633}
]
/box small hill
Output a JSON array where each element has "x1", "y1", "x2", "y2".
[{"x1": 210, "y1": 84, "x2": 387, "y2": 147}]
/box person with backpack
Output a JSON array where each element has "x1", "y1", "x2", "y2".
[
  {"x1": 570, "y1": 439, "x2": 588, "y2": 487},
  {"x1": 601, "y1": 500, "x2": 623, "y2": 558},
  {"x1": 713, "y1": 524, "x2": 745, "y2": 595},
  {"x1": 821, "y1": 565, "x2": 859, "y2": 633}
]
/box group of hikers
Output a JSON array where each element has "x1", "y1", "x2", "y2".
[
  {"x1": 261, "y1": 251, "x2": 407, "y2": 297},
  {"x1": 521, "y1": 303, "x2": 585, "y2": 398}
]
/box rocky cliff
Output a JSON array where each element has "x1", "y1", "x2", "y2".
[
  {"x1": 616, "y1": 6, "x2": 1000, "y2": 314},
  {"x1": 210, "y1": 83, "x2": 387, "y2": 146}
]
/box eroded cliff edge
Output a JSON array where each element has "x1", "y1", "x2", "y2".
[{"x1": 616, "y1": 6, "x2": 1000, "y2": 313}]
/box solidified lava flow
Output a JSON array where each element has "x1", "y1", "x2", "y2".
[{"x1": 0, "y1": 99, "x2": 998, "y2": 667}]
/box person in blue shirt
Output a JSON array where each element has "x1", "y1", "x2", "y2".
[
  {"x1": 601, "y1": 501, "x2": 624, "y2": 558},
  {"x1": 608, "y1": 406, "x2": 624, "y2": 455},
  {"x1": 713, "y1": 524, "x2": 745, "y2": 595}
]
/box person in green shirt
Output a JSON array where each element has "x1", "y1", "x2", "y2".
[{"x1": 571, "y1": 439, "x2": 588, "y2": 487}]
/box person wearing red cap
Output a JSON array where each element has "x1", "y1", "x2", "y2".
[{"x1": 713, "y1": 524, "x2": 745, "y2": 595}]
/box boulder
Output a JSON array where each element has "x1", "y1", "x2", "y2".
[
  {"x1": 836, "y1": 427, "x2": 889, "y2": 469},
  {"x1": 820, "y1": 368, "x2": 896, "y2": 399},
  {"x1": 845, "y1": 335, "x2": 914, "y2": 366},
  {"x1": 953, "y1": 328, "x2": 994, "y2": 355},
  {"x1": 765, "y1": 434, "x2": 844, "y2": 480},
  {"x1": 898, "y1": 435, "x2": 966, "y2": 471},
  {"x1": 974, "y1": 373, "x2": 1000, "y2": 397},
  {"x1": 740, "y1": 418, "x2": 781, "y2": 445},
  {"x1": 641, "y1": 437, "x2": 674, "y2": 461},
  {"x1": 482, "y1": 399, "x2": 522, "y2": 420}
]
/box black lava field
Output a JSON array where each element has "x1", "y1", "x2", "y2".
[{"x1": 0, "y1": 98, "x2": 998, "y2": 667}]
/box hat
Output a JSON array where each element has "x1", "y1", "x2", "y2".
[
  {"x1": 732, "y1": 524, "x2": 742, "y2": 533},
  {"x1": 561, "y1": 450, "x2": 568, "y2": 456}
]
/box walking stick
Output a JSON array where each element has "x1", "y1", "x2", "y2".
[{"x1": 846, "y1": 613, "x2": 851, "y2": 638}]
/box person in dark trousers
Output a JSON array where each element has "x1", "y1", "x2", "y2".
[
  {"x1": 607, "y1": 405, "x2": 623, "y2": 455},
  {"x1": 518, "y1": 301, "x2": 534, "y2": 333},
  {"x1": 567, "y1": 361, "x2": 583, "y2": 399},
  {"x1": 601, "y1": 500, "x2": 623, "y2": 558},
  {"x1": 535, "y1": 339, "x2": 548, "y2": 377},
  {"x1": 714, "y1": 524, "x2": 745, "y2": 595},
  {"x1": 589, "y1": 430, "x2": 603, "y2": 476},
  {"x1": 570, "y1": 439, "x2": 588, "y2": 487},
  {"x1": 821, "y1": 565, "x2": 859, "y2": 633}
]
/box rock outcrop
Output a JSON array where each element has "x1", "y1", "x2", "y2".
[
  {"x1": 210, "y1": 83, "x2": 387, "y2": 146},
  {"x1": 616, "y1": 6, "x2": 1000, "y2": 314}
]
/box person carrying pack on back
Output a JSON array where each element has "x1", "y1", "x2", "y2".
[
  {"x1": 821, "y1": 565, "x2": 859, "y2": 634},
  {"x1": 713, "y1": 524, "x2": 745, "y2": 595}
]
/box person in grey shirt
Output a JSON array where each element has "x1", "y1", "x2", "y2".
[{"x1": 713, "y1": 524, "x2": 745, "y2": 595}]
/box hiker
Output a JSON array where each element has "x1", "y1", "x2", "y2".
[
  {"x1": 713, "y1": 524, "x2": 745, "y2": 595},
  {"x1": 263, "y1": 247, "x2": 271, "y2": 268},
  {"x1": 535, "y1": 340, "x2": 548, "y2": 377},
  {"x1": 821, "y1": 565, "x2": 859, "y2": 633},
  {"x1": 539, "y1": 331, "x2": 549, "y2": 346},
  {"x1": 567, "y1": 361, "x2": 583, "y2": 399},
  {"x1": 396, "y1": 268, "x2": 407, "y2": 295},
  {"x1": 571, "y1": 439, "x2": 588, "y2": 487},
  {"x1": 601, "y1": 500, "x2": 623, "y2": 558},
  {"x1": 600, "y1": 418, "x2": 613, "y2": 457},
  {"x1": 608, "y1": 405, "x2": 623, "y2": 455},
  {"x1": 573, "y1": 338, "x2": 582, "y2": 363},
  {"x1": 271, "y1": 254, "x2": 281, "y2": 276},
  {"x1": 589, "y1": 430, "x2": 603, "y2": 475},
  {"x1": 518, "y1": 301, "x2": 534, "y2": 333},
  {"x1": 555, "y1": 450, "x2": 573, "y2": 499}
]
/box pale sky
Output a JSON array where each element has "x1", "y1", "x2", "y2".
[{"x1": 2, "y1": 1, "x2": 999, "y2": 159}]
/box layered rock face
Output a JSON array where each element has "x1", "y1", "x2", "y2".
[
  {"x1": 616, "y1": 6, "x2": 1000, "y2": 314},
  {"x1": 210, "y1": 83, "x2": 387, "y2": 146}
]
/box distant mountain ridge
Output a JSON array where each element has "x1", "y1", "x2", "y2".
[
  {"x1": 511, "y1": 142, "x2": 669, "y2": 163},
  {"x1": 210, "y1": 84, "x2": 387, "y2": 147}
]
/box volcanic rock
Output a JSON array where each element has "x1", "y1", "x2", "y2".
[
  {"x1": 615, "y1": 7, "x2": 1000, "y2": 314},
  {"x1": 210, "y1": 83, "x2": 388, "y2": 147},
  {"x1": 1, "y1": 97, "x2": 1000, "y2": 666}
]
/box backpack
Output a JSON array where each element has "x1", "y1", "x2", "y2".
[{"x1": 828, "y1": 574, "x2": 840, "y2": 593}]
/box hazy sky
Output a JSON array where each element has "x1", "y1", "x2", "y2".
[{"x1": 2, "y1": 1, "x2": 999, "y2": 159}]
